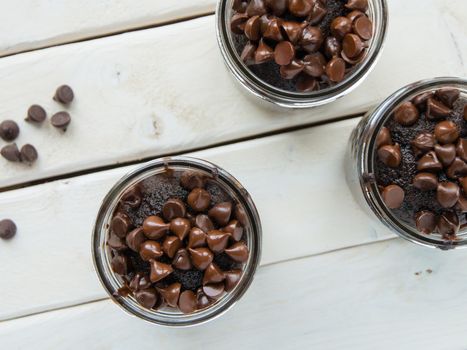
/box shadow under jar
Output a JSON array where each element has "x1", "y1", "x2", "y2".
[
  {"x1": 92, "y1": 157, "x2": 262, "y2": 326},
  {"x1": 216, "y1": 0, "x2": 388, "y2": 108},
  {"x1": 347, "y1": 77, "x2": 467, "y2": 250}
]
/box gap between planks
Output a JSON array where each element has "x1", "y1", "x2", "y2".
[
  {"x1": 0, "y1": 112, "x2": 363, "y2": 194},
  {"x1": 0, "y1": 235, "x2": 397, "y2": 324}
]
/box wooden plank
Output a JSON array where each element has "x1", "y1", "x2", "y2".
[
  {"x1": 2, "y1": 238, "x2": 466, "y2": 350},
  {"x1": 0, "y1": 0, "x2": 466, "y2": 188},
  {"x1": 0, "y1": 0, "x2": 215, "y2": 56},
  {"x1": 0, "y1": 118, "x2": 398, "y2": 321}
]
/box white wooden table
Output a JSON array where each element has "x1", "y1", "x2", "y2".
[{"x1": 0, "y1": 1, "x2": 466, "y2": 349}]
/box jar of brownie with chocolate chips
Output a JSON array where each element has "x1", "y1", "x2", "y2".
[
  {"x1": 92, "y1": 157, "x2": 261, "y2": 326},
  {"x1": 216, "y1": 0, "x2": 388, "y2": 108},
  {"x1": 347, "y1": 77, "x2": 467, "y2": 249}
]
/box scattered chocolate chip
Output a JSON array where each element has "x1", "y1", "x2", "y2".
[
  {"x1": 170, "y1": 218, "x2": 191, "y2": 240},
  {"x1": 26, "y1": 105, "x2": 47, "y2": 123},
  {"x1": 342, "y1": 33, "x2": 364, "y2": 59},
  {"x1": 111, "y1": 254, "x2": 128, "y2": 275},
  {"x1": 376, "y1": 127, "x2": 392, "y2": 149},
  {"x1": 180, "y1": 171, "x2": 206, "y2": 190},
  {"x1": 417, "y1": 151, "x2": 442, "y2": 172},
  {"x1": 437, "y1": 182, "x2": 460, "y2": 208},
  {"x1": 412, "y1": 92, "x2": 433, "y2": 111},
  {"x1": 207, "y1": 230, "x2": 231, "y2": 253},
  {"x1": 280, "y1": 59, "x2": 305, "y2": 79},
  {"x1": 1, "y1": 143, "x2": 21, "y2": 162},
  {"x1": 189, "y1": 247, "x2": 214, "y2": 270},
  {"x1": 142, "y1": 215, "x2": 169, "y2": 240},
  {"x1": 51, "y1": 111, "x2": 71, "y2": 131},
  {"x1": 0, "y1": 219, "x2": 16, "y2": 240},
  {"x1": 415, "y1": 211, "x2": 436, "y2": 234},
  {"x1": 231, "y1": 13, "x2": 249, "y2": 34},
  {"x1": 222, "y1": 220, "x2": 244, "y2": 242},
  {"x1": 265, "y1": 0, "x2": 287, "y2": 16},
  {"x1": 434, "y1": 144, "x2": 456, "y2": 167},
  {"x1": 53, "y1": 85, "x2": 74, "y2": 104},
  {"x1": 203, "y1": 283, "x2": 225, "y2": 299},
  {"x1": 435, "y1": 88, "x2": 460, "y2": 108},
  {"x1": 0, "y1": 120, "x2": 19, "y2": 141},
  {"x1": 330, "y1": 16, "x2": 352, "y2": 39},
  {"x1": 139, "y1": 240, "x2": 163, "y2": 261},
  {"x1": 162, "y1": 198, "x2": 186, "y2": 221},
  {"x1": 121, "y1": 186, "x2": 142, "y2": 208},
  {"x1": 203, "y1": 263, "x2": 225, "y2": 285},
  {"x1": 255, "y1": 39, "x2": 274, "y2": 64},
  {"x1": 434, "y1": 120, "x2": 459, "y2": 144},
  {"x1": 281, "y1": 20, "x2": 304, "y2": 44},
  {"x1": 157, "y1": 283, "x2": 181, "y2": 308},
  {"x1": 426, "y1": 98, "x2": 451, "y2": 120},
  {"x1": 300, "y1": 26, "x2": 323, "y2": 53},
  {"x1": 149, "y1": 260, "x2": 173, "y2": 283},
  {"x1": 188, "y1": 188, "x2": 211, "y2": 212},
  {"x1": 456, "y1": 139, "x2": 467, "y2": 161},
  {"x1": 208, "y1": 202, "x2": 232, "y2": 226},
  {"x1": 325, "y1": 57, "x2": 346, "y2": 83},
  {"x1": 274, "y1": 41, "x2": 296, "y2": 66},
  {"x1": 129, "y1": 273, "x2": 151, "y2": 291},
  {"x1": 446, "y1": 157, "x2": 467, "y2": 179},
  {"x1": 134, "y1": 288, "x2": 158, "y2": 309},
  {"x1": 224, "y1": 270, "x2": 242, "y2": 292},
  {"x1": 296, "y1": 75, "x2": 318, "y2": 92},
  {"x1": 378, "y1": 144, "x2": 401, "y2": 168},
  {"x1": 353, "y1": 15, "x2": 372, "y2": 40},
  {"x1": 195, "y1": 214, "x2": 215, "y2": 233},
  {"x1": 381, "y1": 184, "x2": 405, "y2": 209},
  {"x1": 225, "y1": 242, "x2": 250, "y2": 263},
  {"x1": 188, "y1": 227, "x2": 207, "y2": 248},
  {"x1": 196, "y1": 287, "x2": 212, "y2": 309},
  {"x1": 412, "y1": 173, "x2": 438, "y2": 191},
  {"x1": 173, "y1": 248, "x2": 192, "y2": 270},
  {"x1": 288, "y1": 0, "x2": 313, "y2": 17},
  {"x1": 245, "y1": 15, "x2": 261, "y2": 41},
  {"x1": 394, "y1": 102, "x2": 419, "y2": 126},
  {"x1": 178, "y1": 290, "x2": 197, "y2": 314},
  {"x1": 303, "y1": 53, "x2": 326, "y2": 78},
  {"x1": 323, "y1": 36, "x2": 341, "y2": 59},
  {"x1": 437, "y1": 211, "x2": 459, "y2": 239},
  {"x1": 411, "y1": 132, "x2": 435, "y2": 157},
  {"x1": 126, "y1": 227, "x2": 146, "y2": 252},
  {"x1": 20, "y1": 144, "x2": 38, "y2": 164},
  {"x1": 107, "y1": 232, "x2": 127, "y2": 251},
  {"x1": 162, "y1": 236, "x2": 182, "y2": 258},
  {"x1": 345, "y1": 0, "x2": 368, "y2": 11},
  {"x1": 263, "y1": 17, "x2": 284, "y2": 41}
]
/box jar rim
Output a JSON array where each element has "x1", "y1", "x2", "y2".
[
  {"x1": 215, "y1": 0, "x2": 389, "y2": 108},
  {"x1": 357, "y1": 77, "x2": 467, "y2": 250},
  {"x1": 92, "y1": 156, "x2": 262, "y2": 326}
]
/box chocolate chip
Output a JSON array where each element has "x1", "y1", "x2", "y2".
[
  {"x1": 415, "y1": 211, "x2": 436, "y2": 235},
  {"x1": 244, "y1": 15, "x2": 261, "y2": 41},
  {"x1": 196, "y1": 288, "x2": 212, "y2": 309},
  {"x1": 353, "y1": 15, "x2": 373, "y2": 40},
  {"x1": 51, "y1": 111, "x2": 71, "y2": 131},
  {"x1": 53, "y1": 85, "x2": 74, "y2": 104},
  {"x1": 325, "y1": 57, "x2": 346, "y2": 83},
  {"x1": 280, "y1": 59, "x2": 305, "y2": 79},
  {"x1": 0, "y1": 219, "x2": 16, "y2": 240},
  {"x1": 157, "y1": 283, "x2": 181, "y2": 307},
  {"x1": 1, "y1": 143, "x2": 21, "y2": 162},
  {"x1": 435, "y1": 88, "x2": 460, "y2": 108},
  {"x1": 170, "y1": 218, "x2": 191, "y2": 240},
  {"x1": 203, "y1": 263, "x2": 225, "y2": 285},
  {"x1": 207, "y1": 230, "x2": 230, "y2": 253},
  {"x1": 187, "y1": 188, "x2": 211, "y2": 212},
  {"x1": 300, "y1": 26, "x2": 323, "y2": 53},
  {"x1": 162, "y1": 236, "x2": 182, "y2": 258},
  {"x1": 434, "y1": 144, "x2": 456, "y2": 167},
  {"x1": 412, "y1": 92, "x2": 433, "y2": 111},
  {"x1": 381, "y1": 184, "x2": 404, "y2": 209},
  {"x1": 149, "y1": 260, "x2": 173, "y2": 283},
  {"x1": 437, "y1": 211, "x2": 459, "y2": 239},
  {"x1": 232, "y1": 0, "x2": 247, "y2": 12},
  {"x1": 142, "y1": 215, "x2": 169, "y2": 240},
  {"x1": 417, "y1": 151, "x2": 443, "y2": 172},
  {"x1": 20, "y1": 144, "x2": 38, "y2": 164},
  {"x1": 263, "y1": 18, "x2": 284, "y2": 41},
  {"x1": 231, "y1": 13, "x2": 249, "y2": 34},
  {"x1": 189, "y1": 248, "x2": 214, "y2": 270},
  {"x1": 129, "y1": 272, "x2": 151, "y2": 291},
  {"x1": 188, "y1": 227, "x2": 207, "y2": 248},
  {"x1": 281, "y1": 20, "x2": 304, "y2": 44},
  {"x1": 377, "y1": 144, "x2": 401, "y2": 168},
  {"x1": 162, "y1": 198, "x2": 186, "y2": 221},
  {"x1": 426, "y1": 98, "x2": 451, "y2": 120},
  {"x1": 139, "y1": 240, "x2": 163, "y2": 261},
  {"x1": 26, "y1": 105, "x2": 47, "y2": 123},
  {"x1": 224, "y1": 242, "x2": 250, "y2": 263},
  {"x1": 411, "y1": 132, "x2": 435, "y2": 157},
  {"x1": 235, "y1": 205, "x2": 248, "y2": 226},
  {"x1": 111, "y1": 254, "x2": 128, "y2": 275},
  {"x1": 345, "y1": 0, "x2": 368, "y2": 11},
  {"x1": 288, "y1": 0, "x2": 313, "y2": 17},
  {"x1": 342, "y1": 33, "x2": 364, "y2": 59},
  {"x1": 224, "y1": 270, "x2": 242, "y2": 291},
  {"x1": 126, "y1": 227, "x2": 146, "y2": 252},
  {"x1": 134, "y1": 288, "x2": 158, "y2": 309},
  {"x1": 203, "y1": 283, "x2": 225, "y2": 299},
  {"x1": 303, "y1": 53, "x2": 326, "y2": 78},
  {"x1": 436, "y1": 182, "x2": 460, "y2": 208},
  {"x1": 178, "y1": 290, "x2": 197, "y2": 314},
  {"x1": 412, "y1": 173, "x2": 438, "y2": 191},
  {"x1": 0, "y1": 120, "x2": 19, "y2": 141},
  {"x1": 376, "y1": 127, "x2": 392, "y2": 149},
  {"x1": 296, "y1": 75, "x2": 318, "y2": 92},
  {"x1": 173, "y1": 248, "x2": 192, "y2": 270},
  {"x1": 394, "y1": 102, "x2": 419, "y2": 126},
  {"x1": 180, "y1": 171, "x2": 206, "y2": 190},
  {"x1": 347, "y1": 10, "x2": 366, "y2": 22},
  {"x1": 434, "y1": 120, "x2": 459, "y2": 144},
  {"x1": 456, "y1": 138, "x2": 467, "y2": 161},
  {"x1": 195, "y1": 214, "x2": 215, "y2": 233},
  {"x1": 121, "y1": 186, "x2": 142, "y2": 208},
  {"x1": 308, "y1": 0, "x2": 327, "y2": 25},
  {"x1": 265, "y1": 0, "x2": 288, "y2": 16},
  {"x1": 208, "y1": 202, "x2": 232, "y2": 226},
  {"x1": 323, "y1": 36, "x2": 341, "y2": 58},
  {"x1": 457, "y1": 195, "x2": 467, "y2": 212},
  {"x1": 274, "y1": 41, "x2": 296, "y2": 66},
  {"x1": 446, "y1": 157, "x2": 467, "y2": 179},
  {"x1": 241, "y1": 41, "x2": 257, "y2": 64},
  {"x1": 330, "y1": 16, "x2": 352, "y2": 39},
  {"x1": 111, "y1": 212, "x2": 132, "y2": 238},
  {"x1": 107, "y1": 232, "x2": 127, "y2": 251},
  {"x1": 222, "y1": 220, "x2": 244, "y2": 241}
]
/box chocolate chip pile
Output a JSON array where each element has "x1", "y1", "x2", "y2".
[
  {"x1": 231, "y1": 0, "x2": 373, "y2": 92},
  {"x1": 0, "y1": 84, "x2": 74, "y2": 165},
  {"x1": 108, "y1": 170, "x2": 249, "y2": 314},
  {"x1": 375, "y1": 87, "x2": 467, "y2": 239}
]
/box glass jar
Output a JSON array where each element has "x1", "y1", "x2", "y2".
[
  {"x1": 216, "y1": 0, "x2": 388, "y2": 108},
  {"x1": 347, "y1": 77, "x2": 467, "y2": 250},
  {"x1": 92, "y1": 156, "x2": 262, "y2": 326}
]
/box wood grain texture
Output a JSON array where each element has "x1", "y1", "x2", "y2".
[
  {"x1": 0, "y1": 0, "x2": 466, "y2": 188},
  {"x1": 2, "y1": 238, "x2": 466, "y2": 350},
  {"x1": 0, "y1": 118, "x2": 397, "y2": 321},
  {"x1": 0, "y1": 0, "x2": 215, "y2": 56}
]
